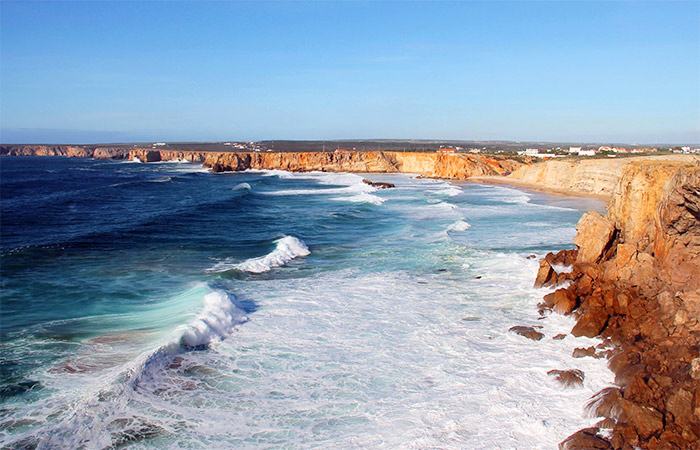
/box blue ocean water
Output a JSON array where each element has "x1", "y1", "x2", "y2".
[{"x1": 0, "y1": 156, "x2": 611, "y2": 449}]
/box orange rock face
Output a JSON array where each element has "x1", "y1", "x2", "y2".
[{"x1": 543, "y1": 161, "x2": 700, "y2": 449}]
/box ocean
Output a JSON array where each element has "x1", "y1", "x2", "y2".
[{"x1": 0, "y1": 156, "x2": 612, "y2": 449}]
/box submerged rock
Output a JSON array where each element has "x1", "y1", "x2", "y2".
[
  {"x1": 508, "y1": 325, "x2": 544, "y2": 341},
  {"x1": 547, "y1": 369, "x2": 585, "y2": 388},
  {"x1": 362, "y1": 179, "x2": 395, "y2": 189}
]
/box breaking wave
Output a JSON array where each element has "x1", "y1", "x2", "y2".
[{"x1": 207, "y1": 236, "x2": 310, "y2": 274}]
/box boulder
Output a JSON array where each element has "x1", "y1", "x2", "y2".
[
  {"x1": 534, "y1": 259, "x2": 556, "y2": 288},
  {"x1": 553, "y1": 288, "x2": 578, "y2": 315},
  {"x1": 559, "y1": 427, "x2": 611, "y2": 450},
  {"x1": 571, "y1": 308, "x2": 609, "y2": 338},
  {"x1": 508, "y1": 326, "x2": 544, "y2": 341},
  {"x1": 573, "y1": 211, "x2": 616, "y2": 264},
  {"x1": 548, "y1": 369, "x2": 585, "y2": 388},
  {"x1": 362, "y1": 179, "x2": 395, "y2": 189},
  {"x1": 620, "y1": 399, "x2": 664, "y2": 440},
  {"x1": 572, "y1": 346, "x2": 597, "y2": 358}
]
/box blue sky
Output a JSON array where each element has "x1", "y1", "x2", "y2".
[{"x1": 1, "y1": 1, "x2": 698, "y2": 144}]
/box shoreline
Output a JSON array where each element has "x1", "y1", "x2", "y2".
[
  {"x1": 3, "y1": 150, "x2": 698, "y2": 448},
  {"x1": 467, "y1": 175, "x2": 612, "y2": 201}
]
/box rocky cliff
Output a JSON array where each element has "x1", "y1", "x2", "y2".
[
  {"x1": 536, "y1": 160, "x2": 700, "y2": 449},
  {"x1": 508, "y1": 156, "x2": 699, "y2": 198},
  {"x1": 0, "y1": 145, "x2": 524, "y2": 179}
]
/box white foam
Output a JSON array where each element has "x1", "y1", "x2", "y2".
[
  {"x1": 245, "y1": 169, "x2": 295, "y2": 178},
  {"x1": 261, "y1": 171, "x2": 386, "y2": 205},
  {"x1": 208, "y1": 236, "x2": 310, "y2": 274},
  {"x1": 331, "y1": 192, "x2": 385, "y2": 205},
  {"x1": 552, "y1": 263, "x2": 573, "y2": 274},
  {"x1": 180, "y1": 289, "x2": 248, "y2": 347},
  {"x1": 233, "y1": 182, "x2": 252, "y2": 191},
  {"x1": 435, "y1": 186, "x2": 463, "y2": 196},
  {"x1": 447, "y1": 220, "x2": 471, "y2": 232}
]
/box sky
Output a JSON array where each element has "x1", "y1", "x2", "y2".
[{"x1": 1, "y1": 1, "x2": 699, "y2": 145}]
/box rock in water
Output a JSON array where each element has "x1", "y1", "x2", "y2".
[
  {"x1": 534, "y1": 259, "x2": 556, "y2": 288},
  {"x1": 362, "y1": 179, "x2": 395, "y2": 189},
  {"x1": 559, "y1": 427, "x2": 611, "y2": 450},
  {"x1": 508, "y1": 325, "x2": 544, "y2": 341},
  {"x1": 547, "y1": 369, "x2": 585, "y2": 388}
]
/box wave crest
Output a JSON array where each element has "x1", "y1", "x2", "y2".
[
  {"x1": 181, "y1": 289, "x2": 248, "y2": 347},
  {"x1": 208, "y1": 236, "x2": 310, "y2": 274}
]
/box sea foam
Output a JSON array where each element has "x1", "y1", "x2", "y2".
[
  {"x1": 447, "y1": 220, "x2": 471, "y2": 232},
  {"x1": 181, "y1": 288, "x2": 248, "y2": 347},
  {"x1": 208, "y1": 236, "x2": 310, "y2": 274}
]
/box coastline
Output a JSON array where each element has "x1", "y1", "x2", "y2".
[
  {"x1": 2, "y1": 148, "x2": 698, "y2": 448},
  {"x1": 467, "y1": 175, "x2": 612, "y2": 201}
]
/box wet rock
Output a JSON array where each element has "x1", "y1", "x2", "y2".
[
  {"x1": 572, "y1": 346, "x2": 598, "y2": 358},
  {"x1": 587, "y1": 387, "x2": 623, "y2": 419},
  {"x1": 548, "y1": 369, "x2": 585, "y2": 388},
  {"x1": 534, "y1": 259, "x2": 556, "y2": 288},
  {"x1": 553, "y1": 333, "x2": 567, "y2": 340},
  {"x1": 508, "y1": 326, "x2": 544, "y2": 341},
  {"x1": 362, "y1": 179, "x2": 395, "y2": 189},
  {"x1": 553, "y1": 288, "x2": 578, "y2": 315},
  {"x1": 559, "y1": 427, "x2": 611, "y2": 450},
  {"x1": 571, "y1": 307, "x2": 608, "y2": 338},
  {"x1": 527, "y1": 254, "x2": 537, "y2": 259}
]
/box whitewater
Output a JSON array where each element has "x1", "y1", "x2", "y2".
[{"x1": 0, "y1": 157, "x2": 613, "y2": 449}]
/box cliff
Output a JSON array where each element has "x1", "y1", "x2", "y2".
[
  {"x1": 507, "y1": 155, "x2": 699, "y2": 198},
  {"x1": 0, "y1": 145, "x2": 525, "y2": 179},
  {"x1": 537, "y1": 161, "x2": 700, "y2": 449},
  {"x1": 126, "y1": 148, "x2": 523, "y2": 179}
]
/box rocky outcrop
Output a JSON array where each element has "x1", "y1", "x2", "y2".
[
  {"x1": 539, "y1": 161, "x2": 700, "y2": 449},
  {"x1": 508, "y1": 155, "x2": 699, "y2": 198}
]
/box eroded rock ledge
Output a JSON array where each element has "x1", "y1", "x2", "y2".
[{"x1": 537, "y1": 161, "x2": 700, "y2": 450}]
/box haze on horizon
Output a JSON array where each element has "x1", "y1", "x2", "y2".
[{"x1": 1, "y1": 1, "x2": 698, "y2": 145}]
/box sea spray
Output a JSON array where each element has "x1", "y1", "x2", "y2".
[
  {"x1": 208, "y1": 236, "x2": 310, "y2": 274},
  {"x1": 181, "y1": 288, "x2": 248, "y2": 346}
]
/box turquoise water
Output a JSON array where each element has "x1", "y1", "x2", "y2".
[{"x1": 0, "y1": 157, "x2": 611, "y2": 449}]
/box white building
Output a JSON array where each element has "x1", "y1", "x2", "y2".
[
  {"x1": 569, "y1": 146, "x2": 582, "y2": 153},
  {"x1": 578, "y1": 149, "x2": 596, "y2": 157}
]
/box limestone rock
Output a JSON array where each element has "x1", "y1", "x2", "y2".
[
  {"x1": 508, "y1": 326, "x2": 544, "y2": 341},
  {"x1": 362, "y1": 179, "x2": 395, "y2": 189},
  {"x1": 534, "y1": 259, "x2": 556, "y2": 288},
  {"x1": 553, "y1": 288, "x2": 578, "y2": 315},
  {"x1": 620, "y1": 399, "x2": 664, "y2": 439},
  {"x1": 559, "y1": 427, "x2": 611, "y2": 450},
  {"x1": 548, "y1": 369, "x2": 585, "y2": 388},
  {"x1": 574, "y1": 212, "x2": 616, "y2": 264},
  {"x1": 571, "y1": 308, "x2": 608, "y2": 338}
]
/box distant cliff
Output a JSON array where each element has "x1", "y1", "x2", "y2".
[
  {"x1": 507, "y1": 155, "x2": 699, "y2": 198},
  {"x1": 538, "y1": 160, "x2": 700, "y2": 449},
  {"x1": 0, "y1": 145, "x2": 525, "y2": 179}
]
